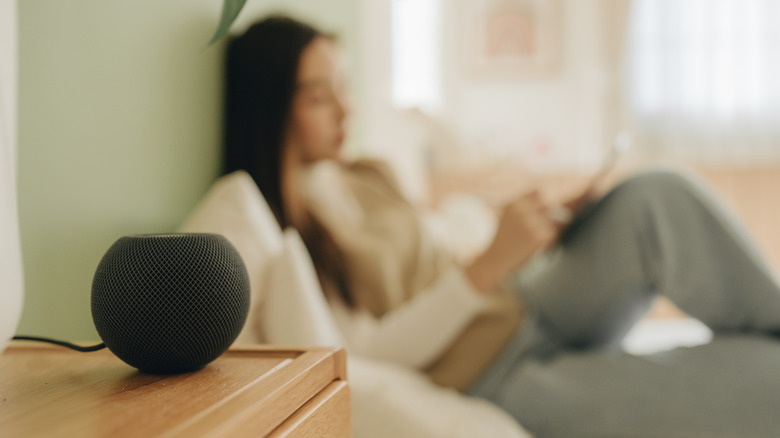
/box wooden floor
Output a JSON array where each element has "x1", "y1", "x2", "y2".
[
  {"x1": 430, "y1": 164, "x2": 780, "y2": 319},
  {"x1": 696, "y1": 166, "x2": 780, "y2": 270}
]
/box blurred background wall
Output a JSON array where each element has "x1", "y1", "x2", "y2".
[
  {"x1": 16, "y1": 0, "x2": 360, "y2": 340},
  {"x1": 16, "y1": 0, "x2": 780, "y2": 339}
]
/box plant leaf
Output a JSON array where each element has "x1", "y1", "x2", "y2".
[{"x1": 208, "y1": 0, "x2": 248, "y2": 46}]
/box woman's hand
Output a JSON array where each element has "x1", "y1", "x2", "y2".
[
  {"x1": 465, "y1": 190, "x2": 559, "y2": 293},
  {"x1": 547, "y1": 187, "x2": 600, "y2": 226},
  {"x1": 562, "y1": 187, "x2": 599, "y2": 216}
]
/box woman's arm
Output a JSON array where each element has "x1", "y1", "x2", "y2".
[
  {"x1": 465, "y1": 189, "x2": 560, "y2": 293},
  {"x1": 329, "y1": 188, "x2": 564, "y2": 369},
  {"x1": 329, "y1": 265, "x2": 490, "y2": 369}
]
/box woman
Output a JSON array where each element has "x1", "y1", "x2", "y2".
[{"x1": 225, "y1": 16, "x2": 780, "y2": 437}]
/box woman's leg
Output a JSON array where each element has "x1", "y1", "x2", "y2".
[
  {"x1": 497, "y1": 334, "x2": 780, "y2": 438},
  {"x1": 516, "y1": 168, "x2": 780, "y2": 348},
  {"x1": 469, "y1": 169, "x2": 780, "y2": 437}
]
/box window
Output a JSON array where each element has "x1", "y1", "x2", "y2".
[
  {"x1": 391, "y1": 0, "x2": 442, "y2": 111},
  {"x1": 627, "y1": 0, "x2": 780, "y2": 162}
]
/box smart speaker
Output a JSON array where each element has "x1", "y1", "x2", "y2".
[{"x1": 91, "y1": 233, "x2": 250, "y2": 374}]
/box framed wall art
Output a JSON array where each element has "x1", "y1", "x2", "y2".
[{"x1": 460, "y1": 0, "x2": 563, "y2": 79}]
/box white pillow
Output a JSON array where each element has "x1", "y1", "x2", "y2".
[
  {"x1": 179, "y1": 170, "x2": 283, "y2": 344},
  {"x1": 260, "y1": 229, "x2": 345, "y2": 347}
]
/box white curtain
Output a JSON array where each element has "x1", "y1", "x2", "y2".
[
  {"x1": 1, "y1": 0, "x2": 23, "y2": 353},
  {"x1": 627, "y1": 0, "x2": 780, "y2": 164}
]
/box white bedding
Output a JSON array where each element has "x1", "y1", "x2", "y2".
[{"x1": 622, "y1": 317, "x2": 712, "y2": 355}]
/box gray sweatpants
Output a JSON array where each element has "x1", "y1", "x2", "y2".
[{"x1": 467, "y1": 169, "x2": 780, "y2": 438}]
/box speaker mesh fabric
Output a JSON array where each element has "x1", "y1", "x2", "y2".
[{"x1": 92, "y1": 234, "x2": 250, "y2": 374}]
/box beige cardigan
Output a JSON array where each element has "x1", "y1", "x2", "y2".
[{"x1": 302, "y1": 159, "x2": 523, "y2": 390}]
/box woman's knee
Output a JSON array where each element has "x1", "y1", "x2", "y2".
[{"x1": 609, "y1": 168, "x2": 701, "y2": 205}]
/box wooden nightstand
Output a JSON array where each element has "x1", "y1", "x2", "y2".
[{"x1": 0, "y1": 342, "x2": 350, "y2": 437}]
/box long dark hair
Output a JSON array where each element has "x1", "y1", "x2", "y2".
[
  {"x1": 224, "y1": 16, "x2": 353, "y2": 306},
  {"x1": 224, "y1": 16, "x2": 317, "y2": 224}
]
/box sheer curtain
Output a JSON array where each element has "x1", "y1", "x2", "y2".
[
  {"x1": 1, "y1": 0, "x2": 23, "y2": 353},
  {"x1": 627, "y1": 0, "x2": 780, "y2": 164}
]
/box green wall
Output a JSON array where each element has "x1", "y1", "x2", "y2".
[{"x1": 17, "y1": 1, "x2": 360, "y2": 341}]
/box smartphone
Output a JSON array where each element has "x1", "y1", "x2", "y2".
[
  {"x1": 584, "y1": 130, "x2": 632, "y2": 193},
  {"x1": 548, "y1": 131, "x2": 632, "y2": 225}
]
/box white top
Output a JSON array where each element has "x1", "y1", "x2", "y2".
[
  {"x1": 328, "y1": 265, "x2": 489, "y2": 370},
  {"x1": 300, "y1": 160, "x2": 498, "y2": 373}
]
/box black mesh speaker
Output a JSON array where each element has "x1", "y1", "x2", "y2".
[{"x1": 91, "y1": 233, "x2": 250, "y2": 374}]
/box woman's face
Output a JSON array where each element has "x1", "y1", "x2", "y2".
[{"x1": 285, "y1": 37, "x2": 350, "y2": 163}]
